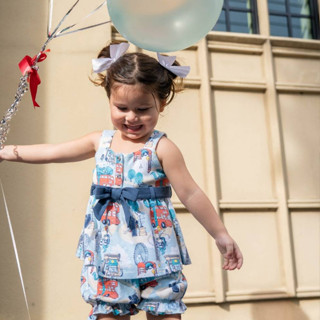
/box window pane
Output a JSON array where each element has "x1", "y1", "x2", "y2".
[
  {"x1": 213, "y1": 10, "x2": 227, "y2": 31},
  {"x1": 289, "y1": 0, "x2": 311, "y2": 15},
  {"x1": 292, "y1": 17, "x2": 313, "y2": 38},
  {"x1": 230, "y1": 11, "x2": 253, "y2": 33},
  {"x1": 229, "y1": 0, "x2": 252, "y2": 10},
  {"x1": 268, "y1": 0, "x2": 286, "y2": 12},
  {"x1": 270, "y1": 15, "x2": 289, "y2": 36},
  {"x1": 213, "y1": 0, "x2": 258, "y2": 34}
]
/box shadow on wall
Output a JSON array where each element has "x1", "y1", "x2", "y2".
[
  {"x1": 251, "y1": 299, "x2": 310, "y2": 320},
  {"x1": 0, "y1": 0, "x2": 47, "y2": 319}
]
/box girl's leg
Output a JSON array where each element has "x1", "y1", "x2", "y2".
[
  {"x1": 97, "y1": 315, "x2": 130, "y2": 320},
  {"x1": 146, "y1": 314, "x2": 181, "y2": 320}
]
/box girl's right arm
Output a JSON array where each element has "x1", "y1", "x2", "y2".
[
  {"x1": 157, "y1": 137, "x2": 243, "y2": 270},
  {"x1": 0, "y1": 131, "x2": 102, "y2": 164}
]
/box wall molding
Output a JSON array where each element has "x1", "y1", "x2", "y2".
[
  {"x1": 219, "y1": 200, "x2": 278, "y2": 210},
  {"x1": 207, "y1": 32, "x2": 267, "y2": 46},
  {"x1": 276, "y1": 82, "x2": 320, "y2": 94},
  {"x1": 210, "y1": 79, "x2": 267, "y2": 92},
  {"x1": 296, "y1": 287, "x2": 320, "y2": 298},
  {"x1": 272, "y1": 47, "x2": 320, "y2": 59},
  {"x1": 288, "y1": 200, "x2": 320, "y2": 210},
  {"x1": 208, "y1": 42, "x2": 263, "y2": 55},
  {"x1": 226, "y1": 288, "x2": 292, "y2": 301},
  {"x1": 184, "y1": 77, "x2": 201, "y2": 89},
  {"x1": 184, "y1": 291, "x2": 216, "y2": 304},
  {"x1": 270, "y1": 37, "x2": 320, "y2": 51}
]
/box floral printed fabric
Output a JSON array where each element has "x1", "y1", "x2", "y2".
[
  {"x1": 76, "y1": 130, "x2": 191, "y2": 317},
  {"x1": 76, "y1": 130, "x2": 191, "y2": 280},
  {"x1": 82, "y1": 268, "x2": 187, "y2": 318}
]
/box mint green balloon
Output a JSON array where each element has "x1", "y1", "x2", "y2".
[{"x1": 107, "y1": 0, "x2": 223, "y2": 52}]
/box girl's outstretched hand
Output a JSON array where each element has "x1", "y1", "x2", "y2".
[{"x1": 215, "y1": 233, "x2": 243, "y2": 270}]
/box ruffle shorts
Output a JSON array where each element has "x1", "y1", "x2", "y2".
[{"x1": 81, "y1": 265, "x2": 188, "y2": 319}]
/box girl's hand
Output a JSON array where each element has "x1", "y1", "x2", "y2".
[{"x1": 215, "y1": 233, "x2": 243, "y2": 270}]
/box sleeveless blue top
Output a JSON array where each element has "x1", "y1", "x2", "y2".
[{"x1": 76, "y1": 130, "x2": 191, "y2": 279}]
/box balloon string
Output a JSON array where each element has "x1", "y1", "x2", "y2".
[
  {"x1": 34, "y1": 0, "x2": 109, "y2": 70},
  {"x1": 47, "y1": 0, "x2": 54, "y2": 37},
  {"x1": 47, "y1": 0, "x2": 80, "y2": 39},
  {"x1": 0, "y1": 180, "x2": 32, "y2": 320},
  {"x1": 48, "y1": 0, "x2": 109, "y2": 39},
  {"x1": 54, "y1": 20, "x2": 111, "y2": 38},
  {"x1": 35, "y1": 0, "x2": 109, "y2": 70},
  {"x1": 0, "y1": 0, "x2": 110, "y2": 149}
]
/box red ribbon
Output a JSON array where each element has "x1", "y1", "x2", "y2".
[{"x1": 18, "y1": 50, "x2": 50, "y2": 108}]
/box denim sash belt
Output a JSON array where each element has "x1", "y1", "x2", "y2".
[{"x1": 90, "y1": 184, "x2": 172, "y2": 234}]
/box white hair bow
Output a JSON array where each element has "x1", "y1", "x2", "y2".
[
  {"x1": 92, "y1": 42, "x2": 130, "y2": 73},
  {"x1": 92, "y1": 42, "x2": 190, "y2": 78},
  {"x1": 157, "y1": 53, "x2": 190, "y2": 78}
]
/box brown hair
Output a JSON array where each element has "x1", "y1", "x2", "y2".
[{"x1": 91, "y1": 42, "x2": 185, "y2": 107}]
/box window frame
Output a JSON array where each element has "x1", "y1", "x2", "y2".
[
  {"x1": 214, "y1": 0, "x2": 260, "y2": 34},
  {"x1": 268, "y1": 0, "x2": 320, "y2": 39}
]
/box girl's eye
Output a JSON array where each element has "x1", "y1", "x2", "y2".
[
  {"x1": 137, "y1": 108, "x2": 150, "y2": 112},
  {"x1": 116, "y1": 106, "x2": 127, "y2": 111}
]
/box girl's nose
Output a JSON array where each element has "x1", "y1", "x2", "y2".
[{"x1": 126, "y1": 111, "x2": 138, "y2": 122}]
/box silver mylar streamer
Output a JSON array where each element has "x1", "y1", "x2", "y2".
[
  {"x1": 0, "y1": 1, "x2": 110, "y2": 319},
  {"x1": 0, "y1": 75, "x2": 29, "y2": 149},
  {"x1": 0, "y1": 0, "x2": 109, "y2": 149},
  {"x1": 0, "y1": 4, "x2": 111, "y2": 320}
]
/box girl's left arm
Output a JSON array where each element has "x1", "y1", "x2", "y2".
[
  {"x1": 157, "y1": 137, "x2": 243, "y2": 270},
  {"x1": 0, "y1": 131, "x2": 101, "y2": 164}
]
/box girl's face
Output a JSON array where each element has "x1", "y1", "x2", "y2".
[{"x1": 109, "y1": 83, "x2": 165, "y2": 142}]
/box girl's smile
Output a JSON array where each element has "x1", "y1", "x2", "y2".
[{"x1": 109, "y1": 83, "x2": 165, "y2": 143}]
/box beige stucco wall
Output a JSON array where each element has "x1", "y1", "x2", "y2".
[{"x1": 1, "y1": 1, "x2": 319, "y2": 319}]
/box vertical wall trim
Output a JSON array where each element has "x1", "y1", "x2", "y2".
[
  {"x1": 263, "y1": 39, "x2": 297, "y2": 296},
  {"x1": 198, "y1": 37, "x2": 225, "y2": 302},
  {"x1": 257, "y1": 0, "x2": 271, "y2": 36}
]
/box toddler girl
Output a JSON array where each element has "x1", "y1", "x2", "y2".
[{"x1": 0, "y1": 42, "x2": 243, "y2": 320}]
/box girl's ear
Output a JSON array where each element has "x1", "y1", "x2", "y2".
[{"x1": 159, "y1": 100, "x2": 167, "y2": 112}]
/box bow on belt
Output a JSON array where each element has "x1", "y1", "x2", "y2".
[{"x1": 90, "y1": 184, "x2": 172, "y2": 234}]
